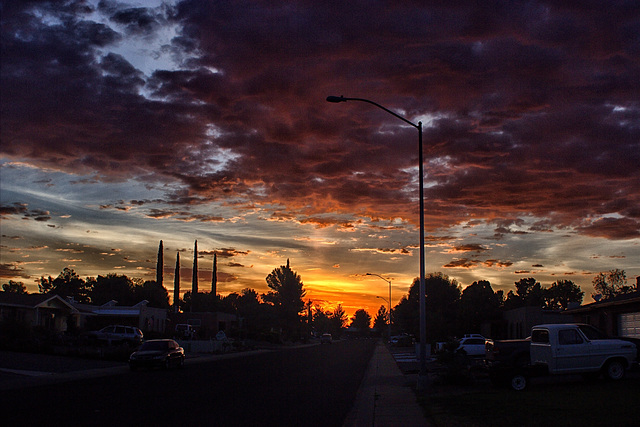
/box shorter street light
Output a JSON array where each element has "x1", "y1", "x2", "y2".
[{"x1": 367, "y1": 273, "x2": 392, "y2": 343}]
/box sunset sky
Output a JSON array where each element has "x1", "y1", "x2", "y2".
[{"x1": 1, "y1": 0, "x2": 639, "y2": 316}]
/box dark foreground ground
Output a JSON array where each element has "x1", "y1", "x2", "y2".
[
  {"x1": 0, "y1": 339, "x2": 376, "y2": 427},
  {"x1": 387, "y1": 346, "x2": 640, "y2": 427}
]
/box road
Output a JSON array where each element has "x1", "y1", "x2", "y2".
[{"x1": 0, "y1": 339, "x2": 376, "y2": 426}]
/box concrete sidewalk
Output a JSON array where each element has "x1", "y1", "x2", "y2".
[{"x1": 343, "y1": 341, "x2": 430, "y2": 427}]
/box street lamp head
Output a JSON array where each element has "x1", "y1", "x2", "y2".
[{"x1": 326, "y1": 95, "x2": 346, "y2": 103}]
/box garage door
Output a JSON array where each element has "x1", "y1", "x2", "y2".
[{"x1": 618, "y1": 312, "x2": 640, "y2": 338}]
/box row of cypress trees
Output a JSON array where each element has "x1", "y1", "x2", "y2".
[{"x1": 156, "y1": 240, "x2": 217, "y2": 313}]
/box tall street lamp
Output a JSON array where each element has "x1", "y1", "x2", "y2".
[
  {"x1": 367, "y1": 273, "x2": 392, "y2": 342},
  {"x1": 328, "y1": 95, "x2": 428, "y2": 388}
]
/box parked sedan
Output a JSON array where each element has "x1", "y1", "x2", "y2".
[
  {"x1": 86, "y1": 325, "x2": 143, "y2": 346},
  {"x1": 129, "y1": 339, "x2": 185, "y2": 370},
  {"x1": 456, "y1": 337, "x2": 487, "y2": 357}
]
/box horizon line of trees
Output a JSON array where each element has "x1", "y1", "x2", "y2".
[{"x1": 2, "y1": 266, "x2": 637, "y2": 342}]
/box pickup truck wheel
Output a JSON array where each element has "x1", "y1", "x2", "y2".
[
  {"x1": 604, "y1": 360, "x2": 625, "y2": 381},
  {"x1": 510, "y1": 373, "x2": 528, "y2": 391}
]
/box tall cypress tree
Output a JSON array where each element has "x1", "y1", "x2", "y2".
[
  {"x1": 156, "y1": 240, "x2": 163, "y2": 287},
  {"x1": 192, "y1": 240, "x2": 198, "y2": 295},
  {"x1": 173, "y1": 252, "x2": 180, "y2": 313},
  {"x1": 211, "y1": 253, "x2": 217, "y2": 296}
]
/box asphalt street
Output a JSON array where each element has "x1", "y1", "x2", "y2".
[{"x1": 0, "y1": 339, "x2": 376, "y2": 426}]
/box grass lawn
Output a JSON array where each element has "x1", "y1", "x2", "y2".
[{"x1": 418, "y1": 376, "x2": 640, "y2": 427}]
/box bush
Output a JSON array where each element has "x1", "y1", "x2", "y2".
[{"x1": 0, "y1": 319, "x2": 36, "y2": 352}]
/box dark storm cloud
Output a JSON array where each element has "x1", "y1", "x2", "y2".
[
  {"x1": 1, "y1": 1, "x2": 639, "y2": 240},
  {"x1": 199, "y1": 248, "x2": 250, "y2": 259},
  {"x1": 578, "y1": 217, "x2": 640, "y2": 239},
  {"x1": 0, "y1": 263, "x2": 31, "y2": 279},
  {"x1": 0, "y1": 202, "x2": 50, "y2": 221},
  {"x1": 449, "y1": 244, "x2": 489, "y2": 253}
]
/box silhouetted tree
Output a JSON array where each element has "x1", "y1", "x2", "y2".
[
  {"x1": 504, "y1": 277, "x2": 545, "y2": 309},
  {"x1": 192, "y1": 240, "x2": 198, "y2": 296},
  {"x1": 211, "y1": 253, "x2": 217, "y2": 296},
  {"x1": 592, "y1": 269, "x2": 635, "y2": 300},
  {"x1": 303, "y1": 299, "x2": 313, "y2": 340},
  {"x1": 263, "y1": 259, "x2": 306, "y2": 340},
  {"x1": 459, "y1": 280, "x2": 501, "y2": 333},
  {"x1": 394, "y1": 273, "x2": 461, "y2": 342},
  {"x1": 156, "y1": 240, "x2": 163, "y2": 287},
  {"x1": 328, "y1": 304, "x2": 347, "y2": 337},
  {"x1": 173, "y1": 252, "x2": 180, "y2": 312},
  {"x1": 312, "y1": 305, "x2": 331, "y2": 334},
  {"x1": 350, "y1": 309, "x2": 371, "y2": 336},
  {"x1": 393, "y1": 280, "x2": 419, "y2": 338},
  {"x1": 38, "y1": 268, "x2": 91, "y2": 303},
  {"x1": 426, "y1": 272, "x2": 461, "y2": 341},
  {"x1": 373, "y1": 305, "x2": 389, "y2": 335},
  {"x1": 181, "y1": 291, "x2": 213, "y2": 313},
  {"x1": 223, "y1": 288, "x2": 273, "y2": 337},
  {"x1": 545, "y1": 280, "x2": 583, "y2": 309},
  {"x1": 88, "y1": 274, "x2": 136, "y2": 306},
  {"x1": 135, "y1": 280, "x2": 170, "y2": 308},
  {"x1": 2, "y1": 280, "x2": 27, "y2": 294}
]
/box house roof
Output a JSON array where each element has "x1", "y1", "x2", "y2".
[
  {"x1": 567, "y1": 290, "x2": 640, "y2": 313},
  {"x1": 69, "y1": 299, "x2": 156, "y2": 316},
  {"x1": 0, "y1": 292, "x2": 78, "y2": 312}
]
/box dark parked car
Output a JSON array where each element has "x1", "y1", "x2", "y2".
[
  {"x1": 320, "y1": 333, "x2": 333, "y2": 344},
  {"x1": 390, "y1": 334, "x2": 414, "y2": 347},
  {"x1": 129, "y1": 339, "x2": 185, "y2": 370}
]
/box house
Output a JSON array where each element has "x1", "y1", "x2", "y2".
[
  {"x1": 483, "y1": 306, "x2": 567, "y2": 339},
  {"x1": 503, "y1": 306, "x2": 567, "y2": 339},
  {"x1": 69, "y1": 299, "x2": 168, "y2": 334},
  {"x1": 566, "y1": 291, "x2": 640, "y2": 338},
  {"x1": 168, "y1": 311, "x2": 237, "y2": 339},
  {"x1": 0, "y1": 292, "x2": 78, "y2": 333}
]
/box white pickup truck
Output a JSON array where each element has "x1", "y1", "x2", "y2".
[{"x1": 486, "y1": 323, "x2": 638, "y2": 390}]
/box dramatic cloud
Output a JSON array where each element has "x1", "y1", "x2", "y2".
[
  {"x1": 0, "y1": 263, "x2": 31, "y2": 279},
  {"x1": 1, "y1": 0, "x2": 639, "y2": 310}
]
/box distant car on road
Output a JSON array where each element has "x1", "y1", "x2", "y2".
[
  {"x1": 86, "y1": 325, "x2": 143, "y2": 346},
  {"x1": 129, "y1": 339, "x2": 185, "y2": 370},
  {"x1": 320, "y1": 333, "x2": 333, "y2": 344},
  {"x1": 390, "y1": 334, "x2": 414, "y2": 347}
]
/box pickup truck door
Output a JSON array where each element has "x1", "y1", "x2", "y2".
[{"x1": 554, "y1": 328, "x2": 591, "y2": 373}]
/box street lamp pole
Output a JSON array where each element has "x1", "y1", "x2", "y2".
[
  {"x1": 367, "y1": 273, "x2": 392, "y2": 342},
  {"x1": 328, "y1": 96, "x2": 428, "y2": 388}
]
